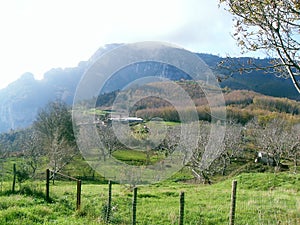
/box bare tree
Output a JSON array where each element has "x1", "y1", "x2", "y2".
[
  {"x1": 21, "y1": 129, "x2": 43, "y2": 177},
  {"x1": 187, "y1": 122, "x2": 227, "y2": 184},
  {"x1": 256, "y1": 118, "x2": 289, "y2": 168},
  {"x1": 33, "y1": 101, "x2": 78, "y2": 174},
  {"x1": 49, "y1": 129, "x2": 78, "y2": 173},
  {"x1": 156, "y1": 126, "x2": 180, "y2": 158},
  {"x1": 287, "y1": 123, "x2": 300, "y2": 173},
  {"x1": 188, "y1": 122, "x2": 211, "y2": 184},
  {"x1": 96, "y1": 124, "x2": 123, "y2": 160},
  {"x1": 220, "y1": 122, "x2": 243, "y2": 175},
  {"x1": 219, "y1": 0, "x2": 300, "y2": 93}
]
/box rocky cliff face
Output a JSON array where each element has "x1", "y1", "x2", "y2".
[
  {"x1": 0, "y1": 65, "x2": 85, "y2": 132},
  {"x1": 0, "y1": 44, "x2": 123, "y2": 133}
]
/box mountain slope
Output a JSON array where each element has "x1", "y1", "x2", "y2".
[
  {"x1": 0, "y1": 44, "x2": 299, "y2": 133},
  {"x1": 197, "y1": 53, "x2": 299, "y2": 100}
]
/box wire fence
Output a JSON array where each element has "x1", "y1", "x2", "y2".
[{"x1": 0, "y1": 163, "x2": 299, "y2": 224}]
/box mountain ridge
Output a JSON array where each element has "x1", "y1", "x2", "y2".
[{"x1": 0, "y1": 44, "x2": 298, "y2": 133}]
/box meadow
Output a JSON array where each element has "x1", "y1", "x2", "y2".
[{"x1": 0, "y1": 172, "x2": 299, "y2": 225}]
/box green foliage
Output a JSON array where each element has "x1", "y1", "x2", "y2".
[
  {"x1": 136, "y1": 106, "x2": 180, "y2": 122},
  {"x1": 96, "y1": 90, "x2": 119, "y2": 107},
  {"x1": 0, "y1": 129, "x2": 28, "y2": 153},
  {"x1": 34, "y1": 101, "x2": 76, "y2": 146},
  {"x1": 15, "y1": 163, "x2": 31, "y2": 187}
]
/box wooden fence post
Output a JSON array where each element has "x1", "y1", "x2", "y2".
[
  {"x1": 132, "y1": 187, "x2": 138, "y2": 225},
  {"x1": 12, "y1": 163, "x2": 16, "y2": 193},
  {"x1": 179, "y1": 191, "x2": 185, "y2": 225},
  {"x1": 76, "y1": 180, "x2": 82, "y2": 210},
  {"x1": 230, "y1": 180, "x2": 238, "y2": 225},
  {"x1": 46, "y1": 169, "x2": 50, "y2": 202},
  {"x1": 106, "y1": 180, "x2": 112, "y2": 223}
]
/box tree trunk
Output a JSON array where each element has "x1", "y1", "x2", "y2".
[
  {"x1": 294, "y1": 155, "x2": 298, "y2": 173},
  {"x1": 221, "y1": 156, "x2": 227, "y2": 176}
]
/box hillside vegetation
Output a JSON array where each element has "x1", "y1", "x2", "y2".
[{"x1": 96, "y1": 81, "x2": 300, "y2": 125}]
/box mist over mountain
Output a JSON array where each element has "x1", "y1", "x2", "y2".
[
  {"x1": 0, "y1": 44, "x2": 298, "y2": 133},
  {"x1": 0, "y1": 63, "x2": 86, "y2": 132}
]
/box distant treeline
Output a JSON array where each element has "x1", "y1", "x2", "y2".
[
  {"x1": 93, "y1": 82, "x2": 300, "y2": 124},
  {"x1": 134, "y1": 90, "x2": 300, "y2": 124},
  {"x1": 253, "y1": 96, "x2": 300, "y2": 115},
  {"x1": 136, "y1": 105, "x2": 300, "y2": 125}
]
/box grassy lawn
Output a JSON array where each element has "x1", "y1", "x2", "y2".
[
  {"x1": 0, "y1": 172, "x2": 299, "y2": 224},
  {"x1": 112, "y1": 149, "x2": 164, "y2": 166}
]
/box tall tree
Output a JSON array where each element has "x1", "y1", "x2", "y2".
[
  {"x1": 220, "y1": 0, "x2": 300, "y2": 93},
  {"x1": 33, "y1": 101, "x2": 78, "y2": 173}
]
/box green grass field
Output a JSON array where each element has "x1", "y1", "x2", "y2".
[
  {"x1": 112, "y1": 149, "x2": 165, "y2": 166},
  {"x1": 0, "y1": 172, "x2": 299, "y2": 225}
]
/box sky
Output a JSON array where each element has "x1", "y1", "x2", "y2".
[{"x1": 0, "y1": 0, "x2": 258, "y2": 90}]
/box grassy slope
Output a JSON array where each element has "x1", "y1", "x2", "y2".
[{"x1": 0, "y1": 172, "x2": 299, "y2": 225}]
